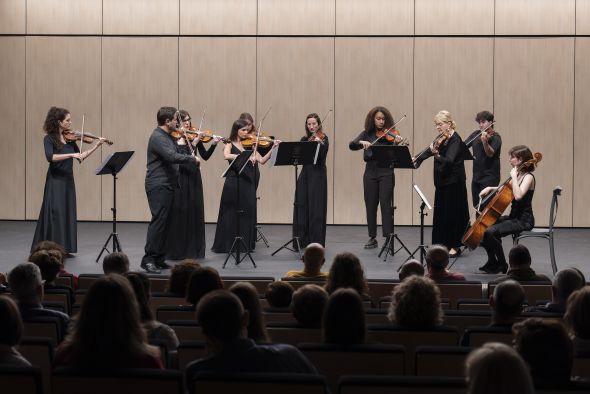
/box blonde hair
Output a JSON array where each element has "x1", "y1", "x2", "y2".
[{"x1": 434, "y1": 110, "x2": 456, "y2": 130}]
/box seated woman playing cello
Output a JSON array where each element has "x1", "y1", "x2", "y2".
[{"x1": 477, "y1": 145, "x2": 536, "y2": 274}]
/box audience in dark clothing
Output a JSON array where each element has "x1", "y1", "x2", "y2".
[
  {"x1": 398, "y1": 259, "x2": 424, "y2": 281},
  {"x1": 493, "y1": 244, "x2": 551, "y2": 283},
  {"x1": 292, "y1": 284, "x2": 328, "y2": 329},
  {"x1": 564, "y1": 286, "x2": 590, "y2": 356},
  {"x1": 388, "y1": 276, "x2": 443, "y2": 329},
  {"x1": 102, "y1": 252, "x2": 130, "y2": 275},
  {"x1": 166, "y1": 259, "x2": 200, "y2": 297},
  {"x1": 186, "y1": 266, "x2": 223, "y2": 307},
  {"x1": 265, "y1": 281, "x2": 294, "y2": 308},
  {"x1": 489, "y1": 280, "x2": 525, "y2": 327},
  {"x1": 0, "y1": 296, "x2": 31, "y2": 366},
  {"x1": 524, "y1": 268, "x2": 585, "y2": 314},
  {"x1": 230, "y1": 282, "x2": 269, "y2": 343},
  {"x1": 425, "y1": 244, "x2": 466, "y2": 281},
  {"x1": 323, "y1": 288, "x2": 365, "y2": 345}
]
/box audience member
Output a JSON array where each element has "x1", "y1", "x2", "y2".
[
  {"x1": 184, "y1": 290, "x2": 317, "y2": 384},
  {"x1": 465, "y1": 342, "x2": 534, "y2": 394},
  {"x1": 229, "y1": 282, "x2": 269, "y2": 343},
  {"x1": 323, "y1": 288, "x2": 365, "y2": 345},
  {"x1": 186, "y1": 266, "x2": 223, "y2": 307},
  {"x1": 513, "y1": 318, "x2": 573, "y2": 386},
  {"x1": 265, "y1": 281, "x2": 294, "y2": 308},
  {"x1": 398, "y1": 259, "x2": 425, "y2": 281},
  {"x1": 0, "y1": 296, "x2": 31, "y2": 366},
  {"x1": 388, "y1": 276, "x2": 443, "y2": 329},
  {"x1": 325, "y1": 252, "x2": 369, "y2": 300},
  {"x1": 102, "y1": 252, "x2": 130, "y2": 275},
  {"x1": 53, "y1": 275, "x2": 162, "y2": 369},
  {"x1": 126, "y1": 272, "x2": 179, "y2": 352},
  {"x1": 425, "y1": 244, "x2": 465, "y2": 281},
  {"x1": 166, "y1": 259, "x2": 200, "y2": 296},
  {"x1": 524, "y1": 268, "x2": 585, "y2": 314},
  {"x1": 493, "y1": 245, "x2": 551, "y2": 283},
  {"x1": 7, "y1": 263, "x2": 69, "y2": 336},
  {"x1": 489, "y1": 280, "x2": 525, "y2": 327},
  {"x1": 0, "y1": 272, "x2": 7, "y2": 294},
  {"x1": 284, "y1": 243, "x2": 328, "y2": 279},
  {"x1": 292, "y1": 284, "x2": 328, "y2": 328},
  {"x1": 564, "y1": 286, "x2": 590, "y2": 356},
  {"x1": 30, "y1": 240, "x2": 78, "y2": 288},
  {"x1": 28, "y1": 250, "x2": 74, "y2": 305}
]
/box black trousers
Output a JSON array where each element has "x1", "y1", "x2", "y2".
[
  {"x1": 142, "y1": 184, "x2": 175, "y2": 266},
  {"x1": 471, "y1": 178, "x2": 499, "y2": 208},
  {"x1": 481, "y1": 216, "x2": 531, "y2": 265},
  {"x1": 363, "y1": 162, "x2": 394, "y2": 238}
]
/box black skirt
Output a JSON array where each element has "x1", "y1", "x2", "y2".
[
  {"x1": 293, "y1": 164, "x2": 328, "y2": 247},
  {"x1": 432, "y1": 181, "x2": 470, "y2": 249}
]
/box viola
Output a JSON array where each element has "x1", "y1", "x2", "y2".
[
  {"x1": 308, "y1": 129, "x2": 326, "y2": 142},
  {"x1": 241, "y1": 132, "x2": 275, "y2": 149},
  {"x1": 63, "y1": 130, "x2": 113, "y2": 145},
  {"x1": 186, "y1": 128, "x2": 229, "y2": 144}
]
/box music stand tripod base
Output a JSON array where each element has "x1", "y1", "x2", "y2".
[{"x1": 379, "y1": 233, "x2": 412, "y2": 261}]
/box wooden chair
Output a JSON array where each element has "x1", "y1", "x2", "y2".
[
  {"x1": 156, "y1": 305, "x2": 195, "y2": 323},
  {"x1": 280, "y1": 278, "x2": 327, "y2": 290},
  {"x1": 415, "y1": 346, "x2": 473, "y2": 377},
  {"x1": 176, "y1": 341, "x2": 207, "y2": 371},
  {"x1": 436, "y1": 281, "x2": 483, "y2": 309},
  {"x1": 461, "y1": 326, "x2": 513, "y2": 347},
  {"x1": 23, "y1": 316, "x2": 62, "y2": 345},
  {"x1": 189, "y1": 372, "x2": 328, "y2": 394},
  {"x1": 146, "y1": 274, "x2": 169, "y2": 293},
  {"x1": 54, "y1": 273, "x2": 74, "y2": 289},
  {"x1": 572, "y1": 356, "x2": 590, "y2": 380},
  {"x1": 488, "y1": 282, "x2": 552, "y2": 306},
  {"x1": 17, "y1": 337, "x2": 54, "y2": 394},
  {"x1": 338, "y1": 375, "x2": 465, "y2": 394},
  {"x1": 77, "y1": 274, "x2": 102, "y2": 290},
  {"x1": 0, "y1": 366, "x2": 43, "y2": 394},
  {"x1": 443, "y1": 310, "x2": 492, "y2": 336},
  {"x1": 266, "y1": 323, "x2": 323, "y2": 345},
  {"x1": 44, "y1": 288, "x2": 72, "y2": 315},
  {"x1": 168, "y1": 320, "x2": 205, "y2": 342},
  {"x1": 222, "y1": 276, "x2": 276, "y2": 295},
  {"x1": 149, "y1": 293, "x2": 190, "y2": 316}
]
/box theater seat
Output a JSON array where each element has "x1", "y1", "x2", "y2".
[{"x1": 189, "y1": 372, "x2": 328, "y2": 394}]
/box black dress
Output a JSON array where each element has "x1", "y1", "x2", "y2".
[
  {"x1": 32, "y1": 135, "x2": 79, "y2": 253},
  {"x1": 165, "y1": 141, "x2": 217, "y2": 260},
  {"x1": 293, "y1": 136, "x2": 329, "y2": 247},
  {"x1": 211, "y1": 144, "x2": 257, "y2": 253}
]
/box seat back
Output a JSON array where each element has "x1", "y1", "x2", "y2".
[
  {"x1": 17, "y1": 337, "x2": 54, "y2": 394},
  {"x1": 168, "y1": 320, "x2": 204, "y2": 342},
  {"x1": 366, "y1": 281, "x2": 399, "y2": 305},
  {"x1": 488, "y1": 283, "x2": 552, "y2": 306},
  {"x1": 190, "y1": 372, "x2": 328, "y2": 394},
  {"x1": 267, "y1": 326, "x2": 323, "y2": 345},
  {"x1": 436, "y1": 282, "x2": 483, "y2": 308},
  {"x1": 146, "y1": 275, "x2": 169, "y2": 293},
  {"x1": 77, "y1": 274, "x2": 102, "y2": 290},
  {"x1": 149, "y1": 294, "x2": 190, "y2": 316},
  {"x1": 0, "y1": 366, "x2": 43, "y2": 394},
  {"x1": 572, "y1": 356, "x2": 590, "y2": 379},
  {"x1": 263, "y1": 311, "x2": 296, "y2": 324},
  {"x1": 156, "y1": 305, "x2": 195, "y2": 323},
  {"x1": 23, "y1": 317, "x2": 62, "y2": 345},
  {"x1": 43, "y1": 290, "x2": 71, "y2": 315},
  {"x1": 54, "y1": 274, "x2": 74, "y2": 289},
  {"x1": 177, "y1": 341, "x2": 207, "y2": 371},
  {"x1": 548, "y1": 186, "x2": 562, "y2": 232},
  {"x1": 443, "y1": 311, "x2": 491, "y2": 335},
  {"x1": 280, "y1": 278, "x2": 327, "y2": 290},
  {"x1": 415, "y1": 346, "x2": 472, "y2": 377},
  {"x1": 338, "y1": 375, "x2": 465, "y2": 394},
  {"x1": 462, "y1": 327, "x2": 513, "y2": 347},
  {"x1": 222, "y1": 277, "x2": 276, "y2": 295}
]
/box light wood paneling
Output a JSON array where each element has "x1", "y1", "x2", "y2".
[
  {"x1": 25, "y1": 37, "x2": 103, "y2": 221},
  {"x1": 179, "y1": 37, "x2": 257, "y2": 223},
  {"x1": 334, "y1": 38, "x2": 414, "y2": 227},
  {"x1": 415, "y1": 0, "x2": 494, "y2": 35},
  {"x1": 256, "y1": 38, "x2": 334, "y2": 224},
  {"x1": 0, "y1": 38, "x2": 25, "y2": 219},
  {"x1": 180, "y1": 0, "x2": 256, "y2": 35},
  {"x1": 101, "y1": 38, "x2": 179, "y2": 221},
  {"x1": 577, "y1": 0, "x2": 590, "y2": 35},
  {"x1": 336, "y1": 0, "x2": 413, "y2": 35},
  {"x1": 258, "y1": 0, "x2": 335, "y2": 36},
  {"x1": 103, "y1": 0, "x2": 179, "y2": 35},
  {"x1": 27, "y1": 0, "x2": 102, "y2": 34},
  {"x1": 573, "y1": 38, "x2": 590, "y2": 226},
  {"x1": 495, "y1": 0, "x2": 575, "y2": 35},
  {"x1": 0, "y1": 0, "x2": 25, "y2": 34},
  {"x1": 494, "y1": 38, "x2": 574, "y2": 226},
  {"x1": 413, "y1": 38, "x2": 494, "y2": 225}
]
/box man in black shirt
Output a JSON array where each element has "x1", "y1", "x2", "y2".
[{"x1": 141, "y1": 107, "x2": 198, "y2": 273}]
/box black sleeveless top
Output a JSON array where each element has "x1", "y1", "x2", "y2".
[{"x1": 509, "y1": 173, "x2": 535, "y2": 226}]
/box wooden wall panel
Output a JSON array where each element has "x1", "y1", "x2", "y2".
[
  {"x1": 27, "y1": 0, "x2": 102, "y2": 34},
  {"x1": 495, "y1": 0, "x2": 575, "y2": 35},
  {"x1": 256, "y1": 38, "x2": 334, "y2": 224},
  {"x1": 494, "y1": 38, "x2": 574, "y2": 226},
  {"x1": 103, "y1": 0, "x2": 179, "y2": 35},
  {"x1": 0, "y1": 38, "x2": 25, "y2": 219},
  {"x1": 334, "y1": 38, "x2": 414, "y2": 227},
  {"x1": 0, "y1": 0, "x2": 25, "y2": 34},
  {"x1": 180, "y1": 0, "x2": 257, "y2": 35},
  {"x1": 413, "y1": 38, "x2": 494, "y2": 225},
  {"x1": 577, "y1": 0, "x2": 590, "y2": 35},
  {"x1": 258, "y1": 0, "x2": 335, "y2": 36},
  {"x1": 415, "y1": 0, "x2": 494, "y2": 35},
  {"x1": 101, "y1": 38, "x2": 179, "y2": 221},
  {"x1": 25, "y1": 37, "x2": 103, "y2": 221},
  {"x1": 178, "y1": 37, "x2": 257, "y2": 223},
  {"x1": 335, "y1": 0, "x2": 413, "y2": 35},
  {"x1": 573, "y1": 39, "x2": 590, "y2": 226}
]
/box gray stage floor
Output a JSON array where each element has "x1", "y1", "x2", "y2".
[{"x1": 1, "y1": 221, "x2": 588, "y2": 283}]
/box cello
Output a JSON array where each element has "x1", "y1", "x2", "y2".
[{"x1": 462, "y1": 152, "x2": 542, "y2": 250}]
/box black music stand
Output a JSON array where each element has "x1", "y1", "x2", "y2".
[
  {"x1": 372, "y1": 145, "x2": 414, "y2": 262},
  {"x1": 222, "y1": 150, "x2": 257, "y2": 269},
  {"x1": 95, "y1": 151, "x2": 134, "y2": 262},
  {"x1": 403, "y1": 183, "x2": 432, "y2": 267},
  {"x1": 271, "y1": 141, "x2": 320, "y2": 259}
]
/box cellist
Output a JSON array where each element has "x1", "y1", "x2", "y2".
[{"x1": 478, "y1": 145, "x2": 536, "y2": 274}]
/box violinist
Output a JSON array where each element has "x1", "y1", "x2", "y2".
[
  {"x1": 141, "y1": 107, "x2": 200, "y2": 274},
  {"x1": 466, "y1": 111, "x2": 502, "y2": 210},
  {"x1": 293, "y1": 113, "x2": 329, "y2": 248},
  {"x1": 349, "y1": 106, "x2": 400, "y2": 249},
  {"x1": 211, "y1": 119, "x2": 279, "y2": 253},
  {"x1": 164, "y1": 110, "x2": 221, "y2": 260},
  {"x1": 32, "y1": 107, "x2": 106, "y2": 255},
  {"x1": 478, "y1": 145, "x2": 535, "y2": 274},
  {"x1": 413, "y1": 110, "x2": 469, "y2": 258}
]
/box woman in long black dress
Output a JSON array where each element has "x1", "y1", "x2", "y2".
[
  {"x1": 165, "y1": 110, "x2": 220, "y2": 260},
  {"x1": 293, "y1": 113, "x2": 329, "y2": 247},
  {"x1": 32, "y1": 107, "x2": 105, "y2": 254},
  {"x1": 211, "y1": 119, "x2": 279, "y2": 253}
]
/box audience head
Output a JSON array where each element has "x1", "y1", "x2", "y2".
[
  {"x1": 0, "y1": 296, "x2": 24, "y2": 348},
  {"x1": 565, "y1": 286, "x2": 590, "y2": 340},
  {"x1": 552, "y1": 268, "x2": 585, "y2": 304},
  {"x1": 30, "y1": 240, "x2": 66, "y2": 261},
  {"x1": 508, "y1": 244, "x2": 532, "y2": 268},
  {"x1": 28, "y1": 249, "x2": 62, "y2": 283},
  {"x1": 197, "y1": 290, "x2": 247, "y2": 343},
  {"x1": 125, "y1": 272, "x2": 153, "y2": 323},
  {"x1": 102, "y1": 252, "x2": 130, "y2": 275},
  {"x1": 465, "y1": 342, "x2": 534, "y2": 394},
  {"x1": 490, "y1": 280, "x2": 525, "y2": 324},
  {"x1": 292, "y1": 284, "x2": 328, "y2": 328},
  {"x1": 388, "y1": 276, "x2": 443, "y2": 328},
  {"x1": 186, "y1": 266, "x2": 223, "y2": 306},
  {"x1": 301, "y1": 243, "x2": 325, "y2": 273},
  {"x1": 323, "y1": 288, "x2": 366, "y2": 345},
  {"x1": 166, "y1": 260, "x2": 200, "y2": 296},
  {"x1": 325, "y1": 252, "x2": 368, "y2": 295},
  {"x1": 399, "y1": 259, "x2": 425, "y2": 281},
  {"x1": 8, "y1": 263, "x2": 43, "y2": 303},
  {"x1": 513, "y1": 318, "x2": 573, "y2": 383},
  {"x1": 265, "y1": 281, "x2": 294, "y2": 308},
  {"x1": 426, "y1": 244, "x2": 449, "y2": 273},
  {"x1": 229, "y1": 282, "x2": 269, "y2": 343}
]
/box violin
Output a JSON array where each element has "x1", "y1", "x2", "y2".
[
  {"x1": 241, "y1": 132, "x2": 275, "y2": 148},
  {"x1": 308, "y1": 129, "x2": 326, "y2": 142},
  {"x1": 186, "y1": 128, "x2": 229, "y2": 144},
  {"x1": 432, "y1": 129, "x2": 451, "y2": 151},
  {"x1": 375, "y1": 128, "x2": 409, "y2": 145},
  {"x1": 62, "y1": 130, "x2": 113, "y2": 145}
]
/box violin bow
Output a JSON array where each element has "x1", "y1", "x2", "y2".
[
  {"x1": 176, "y1": 111, "x2": 197, "y2": 159},
  {"x1": 465, "y1": 121, "x2": 496, "y2": 148},
  {"x1": 79, "y1": 114, "x2": 86, "y2": 159},
  {"x1": 196, "y1": 106, "x2": 207, "y2": 139},
  {"x1": 310, "y1": 109, "x2": 333, "y2": 143},
  {"x1": 370, "y1": 114, "x2": 407, "y2": 146},
  {"x1": 252, "y1": 106, "x2": 272, "y2": 158}
]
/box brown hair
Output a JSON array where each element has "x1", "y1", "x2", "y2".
[
  {"x1": 166, "y1": 260, "x2": 200, "y2": 296},
  {"x1": 265, "y1": 281, "x2": 294, "y2": 308},
  {"x1": 28, "y1": 250, "x2": 62, "y2": 282},
  {"x1": 0, "y1": 296, "x2": 23, "y2": 347},
  {"x1": 325, "y1": 252, "x2": 368, "y2": 295},
  {"x1": 565, "y1": 287, "x2": 590, "y2": 340},
  {"x1": 364, "y1": 106, "x2": 394, "y2": 134},
  {"x1": 229, "y1": 282, "x2": 269, "y2": 343},
  {"x1": 43, "y1": 106, "x2": 70, "y2": 149},
  {"x1": 388, "y1": 276, "x2": 443, "y2": 328},
  {"x1": 508, "y1": 145, "x2": 535, "y2": 173},
  {"x1": 323, "y1": 288, "x2": 366, "y2": 345},
  {"x1": 186, "y1": 266, "x2": 223, "y2": 306},
  {"x1": 292, "y1": 284, "x2": 328, "y2": 328}
]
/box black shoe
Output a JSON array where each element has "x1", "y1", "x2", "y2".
[
  {"x1": 141, "y1": 262, "x2": 162, "y2": 274},
  {"x1": 154, "y1": 261, "x2": 171, "y2": 269},
  {"x1": 364, "y1": 237, "x2": 378, "y2": 249},
  {"x1": 482, "y1": 263, "x2": 508, "y2": 274},
  {"x1": 478, "y1": 260, "x2": 497, "y2": 271}
]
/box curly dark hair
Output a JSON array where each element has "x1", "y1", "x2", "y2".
[
  {"x1": 325, "y1": 252, "x2": 368, "y2": 295},
  {"x1": 364, "y1": 106, "x2": 394, "y2": 134},
  {"x1": 388, "y1": 276, "x2": 443, "y2": 328},
  {"x1": 43, "y1": 106, "x2": 70, "y2": 149},
  {"x1": 166, "y1": 260, "x2": 201, "y2": 296}
]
